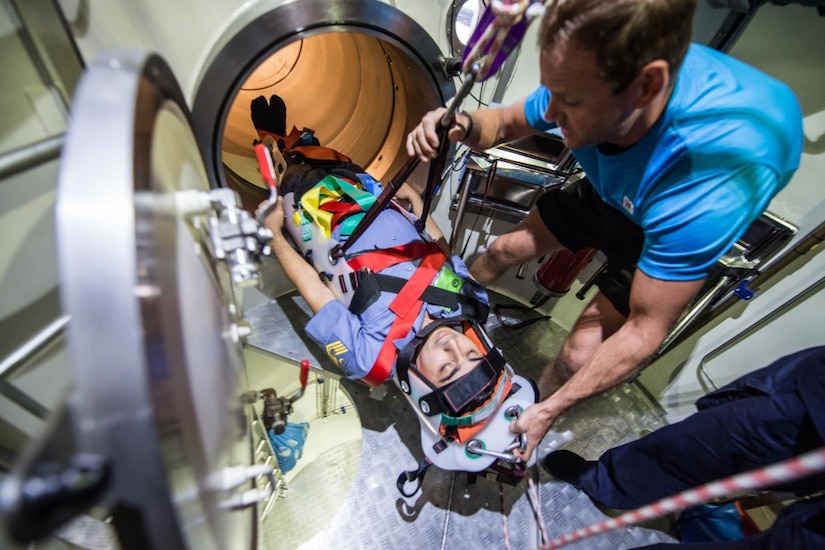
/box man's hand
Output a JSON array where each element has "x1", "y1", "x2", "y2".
[
  {"x1": 406, "y1": 107, "x2": 447, "y2": 162},
  {"x1": 406, "y1": 107, "x2": 471, "y2": 162},
  {"x1": 510, "y1": 399, "x2": 561, "y2": 462}
]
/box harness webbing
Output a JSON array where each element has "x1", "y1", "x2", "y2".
[
  {"x1": 346, "y1": 241, "x2": 434, "y2": 272},
  {"x1": 362, "y1": 244, "x2": 447, "y2": 387},
  {"x1": 389, "y1": 246, "x2": 447, "y2": 319},
  {"x1": 350, "y1": 273, "x2": 466, "y2": 315},
  {"x1": 258, "y1": 126, "x2": 353, "y2": 164},
  {"x1": 289, "y1": 144, "x2": 352, "y2": 163}
]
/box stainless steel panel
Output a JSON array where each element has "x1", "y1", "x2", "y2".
[{"x1": 1, "y1": 51, "x2": 256, "y2": 549}]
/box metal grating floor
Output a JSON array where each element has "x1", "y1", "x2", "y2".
[{"x1": 247, "y1": 290, "x2": 678, "y2": 549}]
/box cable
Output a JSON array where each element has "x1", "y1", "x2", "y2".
[
  {"x1": 539, "y1": 446, "x2": 825, "y2": 549},
  {"x1": 493, "y1": 302, "x2": 551, "y2": 329},
  {"x1": 500, "y1": 483, "x2": 512, "y2": 550},
  {"x1": 528, "y1": 476, "x2": 550, "y2": 546}
]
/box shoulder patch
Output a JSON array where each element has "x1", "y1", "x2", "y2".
[{"x1": 325, "y1": 341, "x2": 351, "y2": 369}]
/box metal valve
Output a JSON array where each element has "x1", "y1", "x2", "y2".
[{"x1": 258, "y1": 360, "x2": 310, "y2": 434}]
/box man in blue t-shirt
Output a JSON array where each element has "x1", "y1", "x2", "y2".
[{"x1": 407, "y1": 0, "x2": 803, "y2": 462}]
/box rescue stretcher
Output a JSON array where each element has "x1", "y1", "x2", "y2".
[
  {"x1": 257, "y1": 144, "x2": 545, "y2": 494},
  {"x1": 251, "y1": 1, "x2": 557, "y2": 494}
]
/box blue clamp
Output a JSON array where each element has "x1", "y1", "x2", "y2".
[{"x1": 734, "y1": 281, "x2": 756, "y2": 300}]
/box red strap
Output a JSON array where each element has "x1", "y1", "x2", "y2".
[
  {"x1": 361, "y1": 245, "x2": 447, "y2": 387},
  {"x1": 320, "y1": 200, "x2": 355, "y2": 213},
  {"x1": 389, "y1": 247, "x2": 446, "y2": 318},
  {"x1": 319, "y1": 200, "x2": 363, "y2": 229},
  {"x1": 256, "y1": 129, "x2": 283, "y2": 143},
  {"x1": 346, "y1": 241, "x2": 434, "y2": 273}
]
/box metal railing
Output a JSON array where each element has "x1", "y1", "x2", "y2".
[
  {"x1": 0, "y1": 134, "x2": 63, "y2": 181},
  {"x1": 0, "y1": 316, "x2": 68, "y2": 419}
]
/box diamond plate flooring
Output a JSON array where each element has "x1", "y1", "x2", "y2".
[{"x1": 251, "y1": 291, "x2": 678, "y2": 549}]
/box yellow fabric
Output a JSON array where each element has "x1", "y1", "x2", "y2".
[
  {"x1": 298, "y1": 186, "x2": 336, "y2": 238},
  {"x1": 297, "y1": 176, "x2": 374, "y2": 238}
]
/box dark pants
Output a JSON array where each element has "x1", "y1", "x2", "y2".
[
  {"x1": 536, "y1": 178, "x2": 643, "y2": 316},
  {"x1": 576, "y1": 346, "x2": 825, "y2": 547}
]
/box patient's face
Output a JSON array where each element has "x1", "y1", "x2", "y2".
[{"x1": 416, "y1": 326, "x2": 484, "y2": 388}]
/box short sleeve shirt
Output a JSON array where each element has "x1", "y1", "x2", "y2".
[{"x1": 523, "y1": 44, "x2": 803, "y2": 281}]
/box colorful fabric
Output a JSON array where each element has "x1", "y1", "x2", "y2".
[{"x1": 298, "y1": 175, "x2": 375, "y2": 238}]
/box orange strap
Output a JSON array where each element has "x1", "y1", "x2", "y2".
[
  {"x1": 282, "y1": 126, "x2": 353, "y2": 162},
  {"x1": 290, "y1": 145, "x2": 352, "y2": 163},
  {"x1": 257, "y1": 126, "x2": 353, "y2": 163},
  {"x1": 361, "y1": 245, "x2": 447, "y2": 387},
  {"x1": 281, "y1": 126, "x2": 306, "y2": 150},
  {"x1": 438, "y1": 372, "x2": 513, "y2": 443},
  {"x1": 439, "y1": 420, "x2": 488, "y2": 443},
  {"x1": 255, "y1": 129, "x2": 282, "y2": 143}
]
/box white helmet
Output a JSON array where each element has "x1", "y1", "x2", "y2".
[{"x1": 395, "y1": 317, "x2": 513, "y2": 439}]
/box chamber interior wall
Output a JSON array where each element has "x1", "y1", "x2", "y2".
[{"x1": 222, "y1": 32, "x2": 440, "y2": 194}]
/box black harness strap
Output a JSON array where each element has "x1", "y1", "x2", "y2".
[{"x1": 349, "y1": 271, "x2": 489, "y2": 321}]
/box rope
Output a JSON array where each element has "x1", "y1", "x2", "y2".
[
  {"x1": 528, "y1": 476, "x2": 550, "y2": 546},
  {"x1": 539, "y1": 446, "x2": 825, "y2": 549},
  {"x1": 502, "y1": 431, "x2": 572, "y2": 549},
  {"x1": 501, "y1": 472, "x2": 549, "y2": 549},
  {"x1": 500, "y1": 483, "x2": 512, "y2": 550},
  {"x1": 441, "y1": 472, "x2": 457, "y2": 550}
]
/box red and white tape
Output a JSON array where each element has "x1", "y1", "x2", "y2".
[{"x1": 540, "y1": 446, "x2": 825, "y2": 549}]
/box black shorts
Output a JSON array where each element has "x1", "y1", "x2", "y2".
[{"x1": 536, "y1": 177, "x2": 644, "y2": 316}]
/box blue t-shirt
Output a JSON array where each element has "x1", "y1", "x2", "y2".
[
  {"x1": 524, "y1": 44, "x2": 803, "y2": 281},
  {"x1": 305, "y1": 203, "x2": 488, "y2": 381}
]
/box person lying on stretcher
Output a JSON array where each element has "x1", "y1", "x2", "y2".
[
  {"x1": 259, "y1": 167, "x2": 521, "y2": 438},
  {"x1": 253, "y1": 94, "x2": 534, "y2": 447}
]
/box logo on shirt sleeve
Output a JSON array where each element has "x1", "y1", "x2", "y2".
[{"x1": 622, "y1": 195, "x2": 635, "y2": 215}]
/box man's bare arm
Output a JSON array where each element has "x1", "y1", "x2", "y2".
[
  {"x1": 512, "y1": 270, "x2": 705, "y2": 460},
  {"x1": 460, "y1": 97, "x2": 534, "y2": 150},
  {"x1": 407, "y1": 97, "x2": 535, "y2": 161}
]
